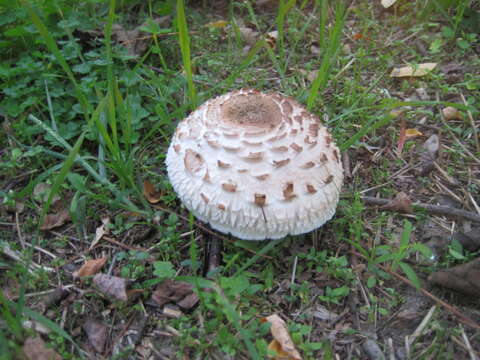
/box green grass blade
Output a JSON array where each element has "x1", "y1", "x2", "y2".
[
  {"x1": 177, "y1": 0, "x2": 197, "y2": 109},
  {"x1": 307, "y1": 1, "x2": 346, "y2": 110},
  {"x1": 105, "y1": 0, "x2": 119, "y2": 149},
  {"x1": 23, "y1": 1, "x2": 91, "y2": 120},
  {"x1": 399, "y1": 262, "x2": 421, "y2": 289},
  {"x1": 234, "y1": 240, "x2": 283, "y2": 277},
  {"x1": 39, "y1": 132, "x2": 85, "y2": 227}
]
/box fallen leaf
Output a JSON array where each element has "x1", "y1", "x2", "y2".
[
  {"x1": 405, "y1": 128, "x2": 423, "y2": 138},
  {"x1": 381, "y1": 0, "x2": 398, "y2": 8},
  {"x1": 416, "y1": 134, "x2": 440, "y2": 175},
  {"x1": 205, "y1": 20, "x2": 228, "y2": 28},
  {"x1": 263, "y1": 314, "x2": 302, "y2": 360},
  {"x1": 89, "y1": 217, "x2": 110, "y2": 249},
  {"x1": 380, "y1": 192, "x2": 413, "y2": 213},
  {"x1": 390, "y1": 63, "x2": 437, "y2": 78},
  {"x1": 112, "y1": 16, "x2": 170, "y2": 56},
  {"x1": 266, "y1": 30, "x2": 279, "y2": 47},
  {"x1": 73, "y1": 257, "x2": 108, "y2": 279},
  {"x1": 22, "y1": 336, "x2": 62, "y2": 360},
  {"x1": 93, "y1": 273, "x2": 130, "y2": 301},
  {"x1": 83, "y1": 319, "x2": 108, "y2": 353},
  {"x1": 151, "y1": 279, "x2": 199, "y2": 310},
  {"x1": 429, "y1": 257, "x2": 480, "y2": 297},
  {"x1": 143, "y1": 180, "x2": 162, "y2": 204},
  {"x1": 40, "y1": 208, "x2": 70, "y2": 230},
  {"x1": 239, "y1": 26, "x2": 259, "y2": 45},
  {"x1": 33, "y1": 183, "x2": 60, "y2": 204},
  {"x1": 442, "y1": 106, "x2": 463, "y2": 120}
]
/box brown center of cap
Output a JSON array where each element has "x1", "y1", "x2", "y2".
[{"x1": 220, "y1": 94, "x2": 282, "y2": 129}]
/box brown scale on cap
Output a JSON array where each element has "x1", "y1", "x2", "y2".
[
  {"x1": 218, "y1": 160, "x2": 231, "y2": 169},
  {"x1": 325, "y1": 134, "x2": 333, "y2": 146},
  {"x1": 290, "y1": 129, "x2": 298, "y2": 135},
  {"x1": 283, "y1": 182, "x2": 296, "y2": 200},
  {"x1": 254, "y1": 193, "x2": 266, "y2": 206},
  {"x1": 271, "y1": 146, "x2": 289, "y2": 153},
  {"x1": 309, "y1": 123, "x2": 319, "y2": 137},
  {"x1": 304, "y1": 136, "x2": 317, "y2": 146},
  {"x1": 332, "y1": 149, "x2": 339, "y2": 162},
  {"x1": 243, "y1": 152, "x2": 264, "y2": 161},
  {"x1": 184, "y1": 150, "x2": 205, "y2": 176},
  {"x1": 281, "y1": 100, "x2": 293, "y2": 115},
  {"x1": 218, "y1": 204, "x2": 226, "y2": 210},
  {"x1": 301, "y1": 162, "x2": 315, "y2": 169},
  {"x1": 324, "y1": 175, "x2": 334, "y2": 185},
  {"x1": 173, "y1": 144, "x2": 181, "y2": 153},
  {"x1": 267, "y1": 132, "x2": 287, "y2": 142},
  {"x1": 222, "y1": 182, "x2": 237, "y2": 192},
  {"x1": 290, "y1": 143, "x2": 303, "y2": 152},
  {"x1": 294, "y1": 115, "x2": 303, "y2": 124},
  {"x1": 242, "y1": 140, "x2": 263, "y2": 146},
  {"x1": 273, "y1": 159, "x2": 290, "y2": 168},
  {"x1": 223, "y1": 131, "x2": 240, "y2": 138},
  {"x1": 237, "y1": 169, "x2": 248, "y2": 173},
  {"x1": 255, "y1": 174, "x2": 269, "y2": 180},
  {"x1": 306, "y1": 184, "x2": 317, "y2": 194},
  {"x1": 207, "y1": 139, "x2": 220, "y2": 148},
  {"x1": 220, "y1": 94, "x2": 282, "y2": 129},
  {"x1": 203, "y1": 170, "x2": 212, "y2": 183},
  {"x1": 244, "y1": 129, "x2": 267, "y2": 137},
  {"x1": 320, "y1": 153, "x2": 328, "y2": 163},
  {"x1": 201, "y1": 193, "x2": 209, "y2": 203}
]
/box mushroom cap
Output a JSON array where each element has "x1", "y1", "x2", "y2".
[{"x1": 166, "y1": 88, "x2": 343, "y2": 240}]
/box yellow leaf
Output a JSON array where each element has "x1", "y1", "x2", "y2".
[
  {"x1": 263, "y1": 315, "x2": 302, "y2": 360},
  {"x1": 390, "y1": 63, "x2": 437, "y2": 77},
  {"x1": 205, "y1": 20, "x2": 228, "y2": 28},
  {"x1": 405, "y1": 128, "x2": 423, "y2": 138},
  {"x1": 442, "y1": 106, "x2": 463, "y2": 120}
]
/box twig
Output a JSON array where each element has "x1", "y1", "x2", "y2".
[
  {"x1": 408, "y1": 305, "x2": 436, "y2": 346},
  {"x1": 460, "y1": 326, "x2": 479, "y2": 360},
  {"x1": 204, "y1": 231, "x2": 222, "y2": 277},
  {"x1": 361, "y1": 196, "x2": 480, "y2": 223},
  {"x1": 351, "y1": 250, "x2": 480, "y2": 330},
  {"x1": 460, "y1": 92, "x2": 480, "y2": 154}
]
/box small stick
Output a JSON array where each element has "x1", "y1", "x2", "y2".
[
  {"x1": 460, "y1": 326, "x2": 479, "y2": 360},
  {"x1": 408, "y1": 305, "x2": 436, "y2": 346},
  {"x1": 204, "y1": 231, "x2": 222, "y2": 277},
  {"x1": 361, "y1": 196, "x2": 480, "y2": 223},
  {"x1": 352, "y1": 250, "x2": 480, "y2": 330}
]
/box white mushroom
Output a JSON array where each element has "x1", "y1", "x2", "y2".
[{"x1": 166, "y1": 88, "x2": 343, "y2": 240}]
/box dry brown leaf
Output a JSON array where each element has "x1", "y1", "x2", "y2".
[
  {"x1": 390, "y1": 63, "x2": 437, "y2": 78},
  {"x1": 239, "y1": 26, "x2": 259, "y2": 45},
  {"x1": 405, "y1": 128, "x2": 423, "y2": 138},
  {"x1": 22, "y1": 336, "x2": 62, "y2": 360},
  {"x1": 89, "y1": 217, "x2": 110, "y2": 249},
  {"x1": 381, "y1": 0, "x2": 398, "y2": 8},
  {"x1": 83, "y1": 319, "x2": 108, "y2": 353},
  {"x1": 143, "y1": 180, "x2": 162, "y2": 204},
  {"x1": 93, "y1": 273, "x2": 130, "y2": 301},
  {"x1": 442, "y1": 106, "x2": 463, "y2": 120},
  {"x1": 380, "y1": 192, "x2": 413, "y2": 213},
  {"x1": 429, "y1": 257, "x2": 480, "y2": 297},
  {"x1": 40, "y1": 209, "x2": 70, "y2": 230},
  {"x1": 416, "y1": 134, "x2": 440, "y2": 175},
  {"x1": 33, "y1": 183, "x2": 60, "y2": 204},
  {"x1": 73, "y1": 257, "x2": 108, "y2": 279},
  {"x1": 151, "y1": 279, "x2": 199, "y2": 310},
  {"x1": 263, "y1": 314, "x2": 302, "y2": 360},
  {"x1": 205, "y1": 20, "x2": 228, "y2": 28}
]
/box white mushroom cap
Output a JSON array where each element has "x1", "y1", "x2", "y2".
[{"x1": 166, "y1": 89, "x2": 343, "y2": 240}]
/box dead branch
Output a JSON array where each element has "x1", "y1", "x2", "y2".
[{"x1": 361, "y1": 196, "x2": 480, "y2": 223}]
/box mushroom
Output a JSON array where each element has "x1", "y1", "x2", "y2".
[{"x1": 166, "y1": 88, "x2": 343, "y2": 240}]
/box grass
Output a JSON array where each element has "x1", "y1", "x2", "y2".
[{"x1": 1, "y1": 0, "x2": 480, "y2": 358}]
